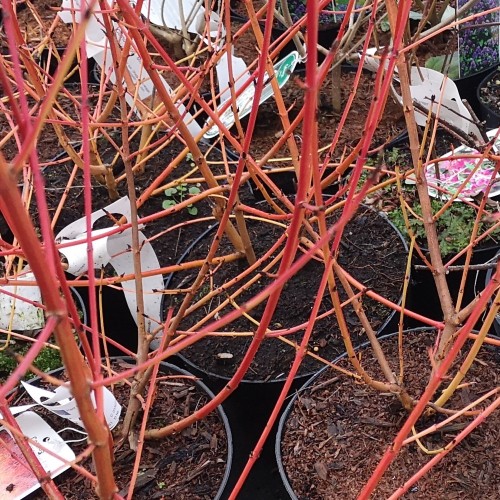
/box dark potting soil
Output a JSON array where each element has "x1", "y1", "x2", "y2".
[
  {"x1": 171, "y1": 206, "x2": 408, "y2": 382},
  {"x1": 21, "y1": 124, "x2": 250, "y2": 272},
  {"x1": 280, "y1": 330, "x2": 500, "y2": 499},
  {"x1": 479, "y1": 70, "x2": 500, "y2": 115},
  {"x1": 20, "y1": 359, "x2": 230, "y2": 499}
]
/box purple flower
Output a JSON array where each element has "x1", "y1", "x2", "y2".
[{"x1": 457, "y1": 0, "x2": 500, "y2": 76}]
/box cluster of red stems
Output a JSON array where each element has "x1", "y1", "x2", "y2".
[{"x1": 0, "y1": 0, "x2": 499, "y2": 498}]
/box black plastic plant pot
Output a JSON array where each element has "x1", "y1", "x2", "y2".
[
  {"x1": 477, "y1": 69, "x2": 500, "y2": 130},
  {"x1": 38, "y1": 47, "x2": 99, "y2": 84},
  {"x1": 192, "y1": 92, "x2": 220, "y2": 128},
  {"x1": 17, "y1": 286, "x2": 87, "y2": 341},
  {"x1": 13, "y1": 357, "x2": 233, "y2": 499},
  {"x1": 89, "y1": 285, "x2": 140, "y2": 355},
  {"x1": 268, "y1": 23, "x2": 340, "y2": 65},
  {"x1": 229, "y1": 3, "x2": 249, "y2": 24},
  {"x1": 454, "y1": 66, "x2": 498, "y2": 118},
  {"x1": 221, "y1": 145, "x2": 300, "y2": 202},
  {"x1": 0, "y1": 286, "x2": 87, "y2": 380},
  {"x1": 153, "y1": 359, "x2": 234, "y2": 500},
  {"x1": 68, "y1": 286, "x2": 88, "y2": 330},
  {"x1": 275, "y1": 327, "x2": 498, "y2": 499},
  {"x1": 170, "y1": 206, "x2": 409, "y2": 386},
  {"x1": 409, "y1": 244, "x2": 499, "y2": 328},
  {"x1": 229, "y1": 4, "x2": 339, "y2": 65},
  {"x1": 483, "y1": 249, "x2": 500, "y2": 337}
]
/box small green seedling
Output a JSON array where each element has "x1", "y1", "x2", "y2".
[{"x1": 163, "y1": 183, "x2": 201, "y2": 216}]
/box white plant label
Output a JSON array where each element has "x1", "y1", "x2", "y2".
[
  {"x1": 141, "y1": 0, "x2": 203, "y2": 35},
  {"x1": 216, "y1": 51, "x2": 251, "y2": 106},
  {"x1": 55, "y1": 196, "x2": 163, "y2": 338},
  {"x1": 58, "y1": 0, "x2": 202, "y2": 136},
  {"x1": 204, "y1": 51, "x2": 301, "y2": 139},
  {"x1": 362, "y1": 48, "x2": 482, "y2": 140},
  {"x1": 0, "y1": 412, "x2": 75, "y2": 499},
  {"x1": 20, "y1": 381, "x2": 122, "y2": 430},
  {"x1": 0, "y1": 271, "x2": 44, "y2": 331},
  {"x1": 141, "y1": 0, "x2": 225, "y2": 46}
]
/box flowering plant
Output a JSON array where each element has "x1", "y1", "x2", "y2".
[
  {"x1": 457, "y1": 0, "x2": 500, "y2": 77},
  {"x1": 279, "y1": 0, "x2": 350, "y2": 28}
]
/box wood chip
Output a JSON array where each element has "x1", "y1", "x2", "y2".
[{"x1": 314, "y1": 461, "x2": 329, "y2": 481}]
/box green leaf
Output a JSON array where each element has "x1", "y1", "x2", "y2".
[
  {"x1": 162, "y1": 200, "x2": 176, "y2": 209},
  {"x1": 425, "y1": 52, "x2": 459, "y2": 80},
  {"x1": 189, "y1": 186, "x2": 201, "y2": 195},
  {"x1": 164, "y1": 187, "x2": 177, "y2": 197},
  {"x1": 380, "y1": 19, "x2": 391, "y2": 32},
  {"x1": 187, "y1": 206, "x2": 198, "y2": 216}
]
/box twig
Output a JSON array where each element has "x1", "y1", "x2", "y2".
[
  {"x1": 411, "y1": 100, "x2": 480, "y2": 148},
  {"x1": 414, "y1": 262, "x2": 498, "y2": 271}
]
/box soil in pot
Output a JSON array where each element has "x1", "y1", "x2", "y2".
[
  {"x1": 20, "y1": 120, "x2": 253, "y2": 272},
  {"x1": 278, "y1": 329, "x2": 500, "y2": 499},
  {"x1": 18, "y1": 358, "x2": 232, "y2": 499},
  {"x1": 478, "y1": 69, "x2": 500, "y2": 129},
  {"x1": 6, "y1": 94, "x2": 254, "y2": 350},
  {"x1": 169, "y1": 206, "x2": 408, "y2": 382}
]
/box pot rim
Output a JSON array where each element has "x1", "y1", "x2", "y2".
[
  {"x1": 274, "y1": 326, "x2": 499, "y2": 499},
  {"x1": 476, "y1": 68, "x2": 500, "y2": 107}
]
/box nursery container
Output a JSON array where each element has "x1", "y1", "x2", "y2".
[
  {"x1": 169, "y1": 206, "x2": 409, "y2": 385},
  {"x1": 38, "y1": 47, "x2": 99, "y2": 84},
  {"x1": 477, "y1": 69, "x2": 500, "y2": 129},
  {"x1": 453, "y1": 66, "x2": 498, "y2": 117},
  {"x1": 409, "y1": 243, "x2": 500, "y2": 328},
  {"x1": 482, "y1": 249, "x2": 500, "y2": 336},
  {"x1": 270, "y1": 22, "x2": 340, "y2": 64},
  {"x1": 229, "y1": 4, "x2": 340, "y2": 65},
  {"x1": 162, "y1": 206, "x2": 409, "y2": 498},
  {"x1": 276, "y1": 328, "x2": 499, "y2": 499},
  {"x1": 12, "y1": 357, "x2": 233, "y2": 499},
  {"x1": 0, "y1": 285, "x2": 88, "y2": 381}
]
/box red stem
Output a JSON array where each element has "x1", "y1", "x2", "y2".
[
  {"x1": 388, "y1": 394, "x2": 500, "y2": 499},
  {"x1": 359, "y1": 263, "x2": 500, "y2": 498}
]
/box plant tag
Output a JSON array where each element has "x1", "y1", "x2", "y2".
[
  {"x1": 55, "y1": 197, "x2": 163, "y2": 337},
  {"x1": 216, "y1": 51, "x2": 251, "y2": 105},
  {"x1": 58, "y1": 0, "x2": 107, "y2": 58},
  {"x1": 92, "y1": 45, "x2": 202, "y2": 134},
  {"x1": 362, "y1": 48, "x2": 482, "y2": 140},
  {"x1": 141, "y1": 0, "x2": 225, "y2": 44},
  {"x1": 141, "y1": 0, "x2": 203, "y2": 35},
  {"x1": 20, "y1": 381, "x2": 122, "y2": 430},
  {"x1": 203, "y1": 51, "x2": 301, "y2": 139},
  {"x1": 0, "y1": 412, "x2": 75, "y2": 499},
  {"x1": 424, "y1": 128, "x2": 500, "y2": 200},
  {"x1": 0, "y1": 271, "x2": 44, "y2": 331},
  {"x1": 406, "y1": 128, "x2": 500, "y2": 201},
  {"x1": 58, "y1": 0, "x2": 203, "y2": 135}
]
